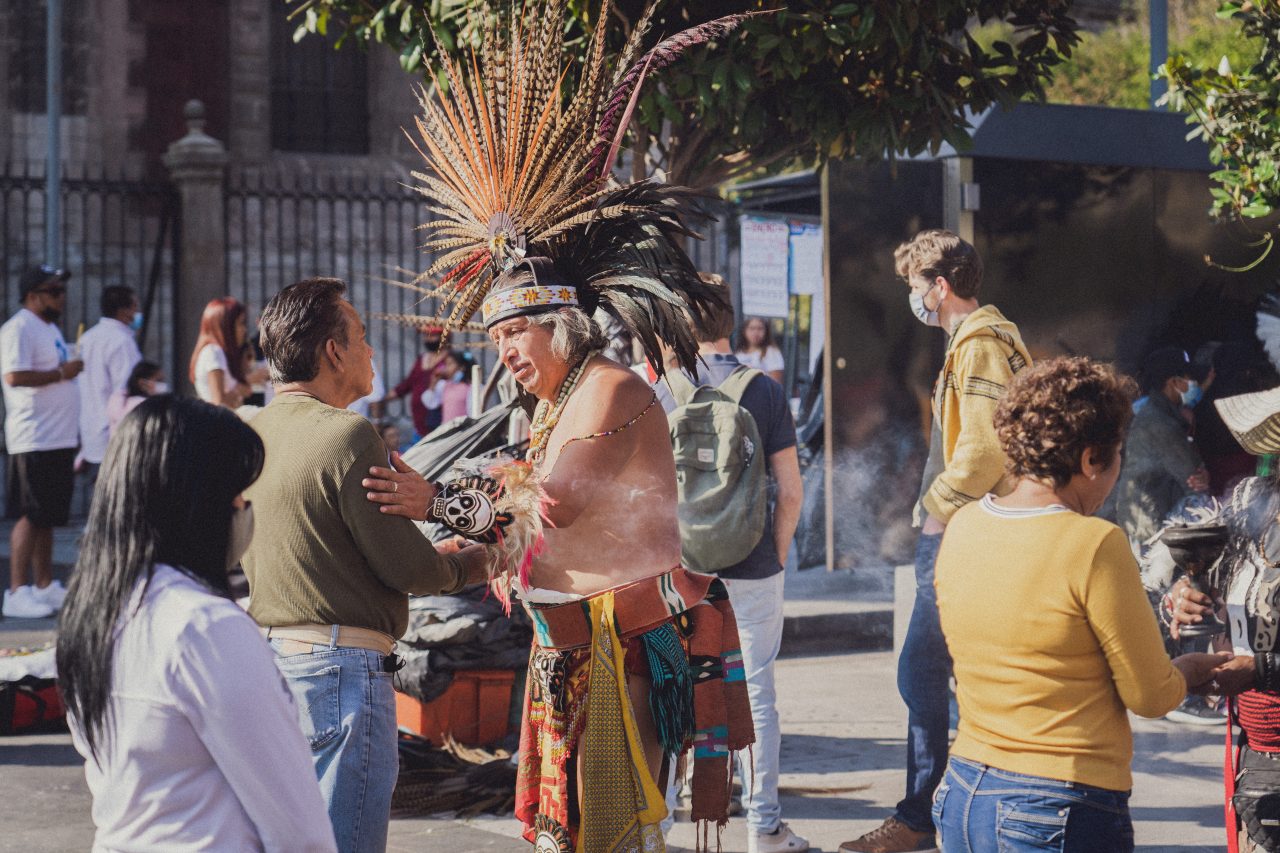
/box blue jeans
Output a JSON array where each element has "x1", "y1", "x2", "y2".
[
  {"x1": 271, "y1": 641, "x2": 399, "y2": 853},
  {"x1": 894, "y1": 531, "x2": 950, "y2": 833},
  {"x1": 932, "y1": 757, "x2": 1134, "y2": 852}
]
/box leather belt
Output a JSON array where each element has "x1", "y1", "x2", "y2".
[{"x1": 261, "y1": 623, "x2": 396, "y2": 656}]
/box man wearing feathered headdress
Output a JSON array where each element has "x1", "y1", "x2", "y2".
[{"x1": 361, "y1": 3, "x2": 759, "y2": 850}]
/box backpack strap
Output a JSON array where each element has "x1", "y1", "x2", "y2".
[
  {"x1": 716, "y1": 366, "x2": 762, "y2": 405},
  {"x1": 662, "y1": 368, "x2": 705, "y2": 409}
]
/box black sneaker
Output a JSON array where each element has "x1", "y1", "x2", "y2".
[{"x1": 1165, "y1": 696, "x2": 1227, "y2": 726}]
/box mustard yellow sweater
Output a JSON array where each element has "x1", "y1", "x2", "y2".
[{"x1": 935, "y1": 499, "x2": 1186, "y2": 791}]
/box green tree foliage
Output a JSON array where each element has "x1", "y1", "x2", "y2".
[
  {"x1": 1163, "y1": 0, "x2": 1277, "y2": 254},
  {"x1": 973, "y1": 0, "x2": 1256, "y2": 109},
  {"x1": 286, "y1": 1, "x2": 1079, "y2": 187}
]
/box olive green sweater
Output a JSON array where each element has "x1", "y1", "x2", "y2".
[{"x1": 243, "y1": 393, "x2": 465, "y2": 639}]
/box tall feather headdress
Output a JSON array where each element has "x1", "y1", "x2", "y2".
[{"x1": 392, "y1": 0, "x2": 747, "y2": 375}]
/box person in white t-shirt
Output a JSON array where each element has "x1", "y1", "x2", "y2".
[
  {"x1": 77, "y1": 285, "x2": 142, "y2": 477},
  {"x1": 0, "y1": 265, "x2": 84, "y2": 619},
  {"x1": 736, "y1": 315, "x2": 785, "y2": 384},
  {"x1": 188, "y1": 297, "x2": 267, "y2": 409},
  {"x1": 56, "y1": 395, "x2": 336, "y2": 852}
]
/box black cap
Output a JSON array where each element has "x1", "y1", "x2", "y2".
[
  {"x1": 19, "y1": 265, "x2": 71, "y2": 299},
  {"x1": 1141, "y1": 346, "x2": 1192, "y2": 393}
]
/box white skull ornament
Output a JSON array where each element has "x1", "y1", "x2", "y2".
[{"x1": 436, "y1": 486, "x2": 496, "y2": 538}]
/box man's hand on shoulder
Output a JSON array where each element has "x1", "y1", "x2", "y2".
[{"x1": 363, "y1": 452, "x2": 439, "y2": 521}]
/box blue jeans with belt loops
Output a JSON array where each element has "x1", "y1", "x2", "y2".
[
  {"x1": 270, "y1": 640, "x2": 399, "y2": 853},
  {"x1": 932, "y1": 756, "x2": 1134, "y2": 853}
]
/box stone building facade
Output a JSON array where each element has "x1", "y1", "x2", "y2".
[{"x1": 0, "y1": 0, "x2": 447, "y2": 400}]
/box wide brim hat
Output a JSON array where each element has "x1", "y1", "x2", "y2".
[{"x1": 1216, "y1": 385, "x2": 1280, "y2": 455}]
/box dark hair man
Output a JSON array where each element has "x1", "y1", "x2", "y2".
[
  {"x1": 841, "y1": 230, "x2": 1031, "y2": 853},
  {"x1": 242, "y1": 277, "x2": 487, "y2": 852},
  {"x1": 1, "y1": 265, "x2": 83, "y2": 619},
  {"x1": 78, "y1": 285, "x2": 142, "y2": 491},
  {"x1": 653, "y1": 277, "x2": 807, "y2": 853}
]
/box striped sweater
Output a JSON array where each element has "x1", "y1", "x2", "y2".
[{"x1": 919, "y1": 305, "x2": 1032, "y2": 524}]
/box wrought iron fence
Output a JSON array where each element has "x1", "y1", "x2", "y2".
[
  {"x1": 0, "y1": 160, "x2": 180, "y2": 380},
  {"x1": 224, "y1": 166, "x2": 451, "y2": 395}
]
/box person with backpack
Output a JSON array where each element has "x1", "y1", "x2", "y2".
[{"x1": 653, "y1": 279, "x2": 806, "y2": 853}]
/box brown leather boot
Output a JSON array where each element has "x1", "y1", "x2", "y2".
[{"x1": 838, "y1": 817, "x2": 938, "y2": 853}]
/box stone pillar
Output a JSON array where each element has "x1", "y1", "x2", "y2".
[{"x1": 163, "y1": 100, "x2": 228, "y2": 394}]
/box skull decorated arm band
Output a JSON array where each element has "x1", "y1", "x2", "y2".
[{"x1": 426, "y1": 475, "x2": 513, "y2": 545}]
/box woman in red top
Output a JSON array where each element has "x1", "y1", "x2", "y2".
[{"x1": 384, "y1": 326, "x2": 447, "y2": 437}]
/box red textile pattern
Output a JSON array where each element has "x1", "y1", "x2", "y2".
[{"x1": 1237, "y1": 689, "x2": 1280, "y2": 753}]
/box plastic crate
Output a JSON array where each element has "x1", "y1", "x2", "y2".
[{"x1": 394, "y1": 669, "x2": 515, "y2": 747}]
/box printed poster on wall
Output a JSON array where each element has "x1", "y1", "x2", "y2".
[
  {"x1": 788, "y1": 223, "x2": 825, "y2": 372},
  {"x1": 739, "y1": 216, "x2": 791, "y2": 318},
  {"x1": 788, "y1": 223, "x2": 823, "y2": 296}
]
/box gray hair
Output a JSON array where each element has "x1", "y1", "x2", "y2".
[{"x1": 529, "y1": 307, "x2": 609, "y2": 365}]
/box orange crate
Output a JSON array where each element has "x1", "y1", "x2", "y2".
[{"x1": 395, "y1": 669, "x2": 515, "y2": 747}]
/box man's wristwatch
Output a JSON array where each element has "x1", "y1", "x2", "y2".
[{"x1": 425, "y1": 475, "x2": 513, "y2": 545}]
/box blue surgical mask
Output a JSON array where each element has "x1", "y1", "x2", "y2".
[
  {"x1": 453, "y1": 370, "x2": 465, "y2": 382},
  {"x1": 1181, "y1": 380, "x2": 1202, "y2": 408},
  {"x1": 129, "y1": 311, "x2": 144, "y2": 331},
  {"x1": 909, "y1": 285, "x2": 940, "y2": 327}
]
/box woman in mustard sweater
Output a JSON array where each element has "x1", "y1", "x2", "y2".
[{"x1": 932, "y1": 357, "x2": 1230, "y2": 852}]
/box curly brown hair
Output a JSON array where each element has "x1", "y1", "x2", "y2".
[{"x1": 994, "y1": 357, "x2": 1137, "y2": 489}]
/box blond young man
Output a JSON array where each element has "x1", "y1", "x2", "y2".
[{"x1": 841, "y1": 230, "x2": 1031, "y2": 853}]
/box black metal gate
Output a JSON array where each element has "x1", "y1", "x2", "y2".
[{"x1": 224, "y1": 166, "x2": 441, "y2": 392}]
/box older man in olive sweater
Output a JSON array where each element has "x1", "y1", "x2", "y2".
[{"x1": 244, "y1": 277, "x2": 486, "y2": 853}]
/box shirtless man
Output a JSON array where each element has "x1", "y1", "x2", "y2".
[{"x1": 365, "y1": 257, "x2": 753, "y2": 852}]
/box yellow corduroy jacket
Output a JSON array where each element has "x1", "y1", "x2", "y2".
[{"x1": 919, "y1": 304, "x2": 1032, "y2": 523}]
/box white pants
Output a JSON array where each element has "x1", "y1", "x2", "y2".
[{"x1": 725, "y1": 571, "x2": 787, "y2": 834}]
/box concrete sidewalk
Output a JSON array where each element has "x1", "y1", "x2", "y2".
[{"x1": 0, "y1": 650, "x2": 1229, "y2": 852}]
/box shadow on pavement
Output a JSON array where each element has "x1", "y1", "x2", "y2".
[{"x1": 0, "y1": 738, "x2": 82, "y2": 767}]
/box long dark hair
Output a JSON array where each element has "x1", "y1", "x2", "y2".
[{"x1": 56, "y1": 395, "x2": 264, "y2": 760}]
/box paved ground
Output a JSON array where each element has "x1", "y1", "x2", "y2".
[
  {"x1": 0, "y1": 649, "x2": 1229, "y2": 852},
  {"x1": 0, "y1": 497, "x2": 1228, "y2": 851}
]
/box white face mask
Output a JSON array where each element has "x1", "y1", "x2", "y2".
[
  {"x1": 149, "y1": 381, "x2": 169, "y2": 395},
  {"x1": 909, "y1": 284, "x2": 941, "y2": 327},
  {"x1": 226, "y1": 503, "x2": 255, "y2": 572}
]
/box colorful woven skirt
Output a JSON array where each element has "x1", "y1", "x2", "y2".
[{"x1": 515, "y1": 567, "x2": 754, "y2": 853}]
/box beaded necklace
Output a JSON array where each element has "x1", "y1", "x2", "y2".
[{"x1": 527, "y1": 353, "x2": 595, "y2": 468}]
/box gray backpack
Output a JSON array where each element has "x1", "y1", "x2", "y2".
[{"x1": 664, "y1": 366, "x2": 767, "y2": 573}]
